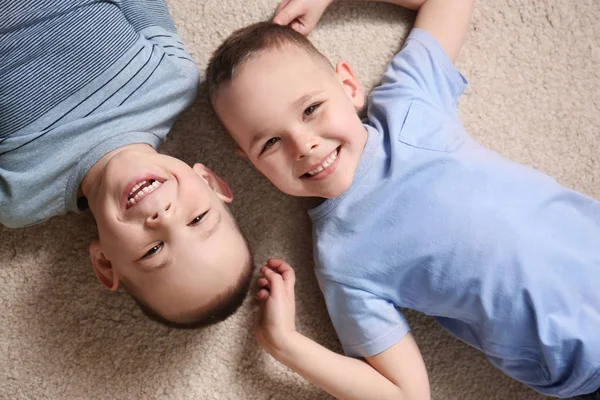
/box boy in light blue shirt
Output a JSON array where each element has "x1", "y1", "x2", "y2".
[{"x1": 207, "y1": 0, "x2": 600, "y2": 398}]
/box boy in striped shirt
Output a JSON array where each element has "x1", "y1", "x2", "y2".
[{"x1": 0, "y1": 0, "x2": 253, "y2": 328}]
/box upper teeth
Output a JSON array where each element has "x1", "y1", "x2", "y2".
[
  {"x1": 307, "y1": 149, "x2": 338, "y2": 176},
  {"x1": 127, "y1": 180, "x2": 162, "y2": 208}
]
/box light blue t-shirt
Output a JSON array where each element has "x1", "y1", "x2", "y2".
[
  {"x1": 309, "y1": 28, "x2": 600, "y2": 398},
  {"x1": 0, "y1": 0, "x2": 199, "y2": 228}
]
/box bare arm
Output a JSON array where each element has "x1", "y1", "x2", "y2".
[
  {"x1": 412, "y1": 0, "x2": 474, "y2": 62},
  {"x1": 361, "y1": 0, "x2": 425, "y2": 10},
  {"x1": 273, "y1": 0, "x2": 475, "y2": 62},
  {"x1": 256, "y1": 260, "x2": 430, "y2": 400},
  {"x1": 273, "y1": 332, "x2": 430, "y2": 400}
]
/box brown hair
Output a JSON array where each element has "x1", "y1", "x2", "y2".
[{"x1": 206, "y1": 22, "x2": 331, "y2": 101}]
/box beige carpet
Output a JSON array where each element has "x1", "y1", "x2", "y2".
[{"x1": 1, "y1": 0, "x2": 598, "y2": 399}]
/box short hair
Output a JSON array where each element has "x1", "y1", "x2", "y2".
[
  {"x1": 206, "y1": 22, "x2": 331, "y2": 101},
  {"x1": 123, "y1": 231, "x2": 254, "y2": 330}
]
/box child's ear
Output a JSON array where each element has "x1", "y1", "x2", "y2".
[
  {"x1": 192, "y1": 163, "x2": 233, "y2": 203},
  {"x1": 335, "y1": 61, "x2": 365, "y2": 110},
  {"x1": 235, "y1": 146, "x2": 248, "y2": 159},
  {"x1": 89, "y1": 241, "x2": 119, "y2": 291}
]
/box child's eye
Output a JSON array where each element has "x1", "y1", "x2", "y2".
[
  {"x1": 261, "y1": 137, "x2": 280, "y2": 154},
  {"x1": 142, "y1": 242, "x2": 163, "y2": 259},
  {"x1": 188, "y1": 211, "x2": 208, "y2": 226},
  {"x1": 303, "y1": 103, "x2": 320, "y2": 117}
]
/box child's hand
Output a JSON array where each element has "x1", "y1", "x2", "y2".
[
  {"x1": 272, "y1": 0, "x2": 334, "y2": 36},
  {"x1": 255, "y1": 258, "x2": 297, "y2": 354}
]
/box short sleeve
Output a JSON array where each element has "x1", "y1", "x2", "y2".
[
  {"x1": 118, "y1": 0, "x2": 177, "y2": 33},
  {"x1": 366, "y1": 28, "x2": 468, "y2": 153},
  {"x1": 370, "y1": 28, "x2": 467, "y2": 111},
  {"x1": 318, "y1": 276, "x2": 410, "y2": 358}
]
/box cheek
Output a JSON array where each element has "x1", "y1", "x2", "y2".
[
  {"x1": 95, "y1": 216, "x2": 118, "y2": 244},
  {"x1": 97, "y1": 220, "x2": 138, "y2": 256},
  {"x1": 253, "y1": 157, "x2": 297, "y2": 191},
  {"x1": 97, "y1": 226, "x2": 124, "y2": 254},
  {"x1": 322, "y1": 104, "x2": 356, "y2": 136},
  {"x1": 258, "y1": 160, "x2": 285, "y2": 183}
]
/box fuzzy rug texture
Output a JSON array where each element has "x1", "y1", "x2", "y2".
[{"x1": 1, "y1": 0, "x2": 599, "y2": 399}]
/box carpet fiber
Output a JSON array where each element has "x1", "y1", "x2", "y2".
[{"x1": 1, "y1": 0, "x2": 598, "y2": 399}]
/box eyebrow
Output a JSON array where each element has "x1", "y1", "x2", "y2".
[
  {"x1": 140, "y1": 211, "x2": 223, "y2": 274},
  {"x1": 248, "y1": 90, "x2": 325, "y2": 150},
  {"x1": 292, "y1": 90, "x2": 324, "y2": 110}
]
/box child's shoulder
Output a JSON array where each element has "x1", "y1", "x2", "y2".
[{"x1": 370, "y1": 28, "x2": 468, "y2": 111}]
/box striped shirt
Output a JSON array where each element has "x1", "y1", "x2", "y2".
[{"x1": 0, "y1": 0, "x2": 199, "y2": 228}]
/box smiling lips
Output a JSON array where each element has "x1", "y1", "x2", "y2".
[
  {"x1": 303, "y1": 148, "x2": 339, "y2": 178},
  {"x1": 126, "y1": 179, "x2": 163, "y2": 209}
]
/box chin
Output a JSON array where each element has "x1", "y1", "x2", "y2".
[
  {"x1": 323, "y1": 190, "x2": 344, "y2": 199},
  {"x1": 322, "y1": 181, "x2": 352, "y2": 199}
]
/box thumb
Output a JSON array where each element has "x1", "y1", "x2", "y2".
[
  {"x1": 274, "y1": 0, "x2": 292, "y2": 17},
  {"x1": 273, "y1": 9, "x2": 293, "y2": 26},
  {"x1": 273, "y1": 0, "x2": 303, "y2": 26}
]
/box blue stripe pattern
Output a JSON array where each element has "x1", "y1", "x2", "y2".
[
  {"x1": 0, "y1": 0, "x2": 178, "y2": 138},
  {"x1": 0, "y1": 1, "x2": 200, "y2": 228}
]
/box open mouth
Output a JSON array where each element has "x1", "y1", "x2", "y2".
[
  {"x1": 125, "y1": 179, "x2": 164, "y2": 209},
  {"x1": 301, "y1": 147, "x2": 340, "y2": 179}
]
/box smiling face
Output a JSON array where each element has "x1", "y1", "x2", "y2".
[
  {"x1": 212, "y1": 46, "x2": 367, "y2": 199},
  {"x1": 84, "y1": 146, "x2": 251, "y2": 323}
]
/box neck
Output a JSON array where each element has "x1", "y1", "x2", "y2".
[{"x1": 80, "y1": 143, "x2": 156, "y2": 200}]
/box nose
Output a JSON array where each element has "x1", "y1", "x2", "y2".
[
  {"x1": 293, "y1": 131, "x2": 320, "y2": 160},
  {"x1": 146, "y1": 202, "x2": 172, "y2": 227}
]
